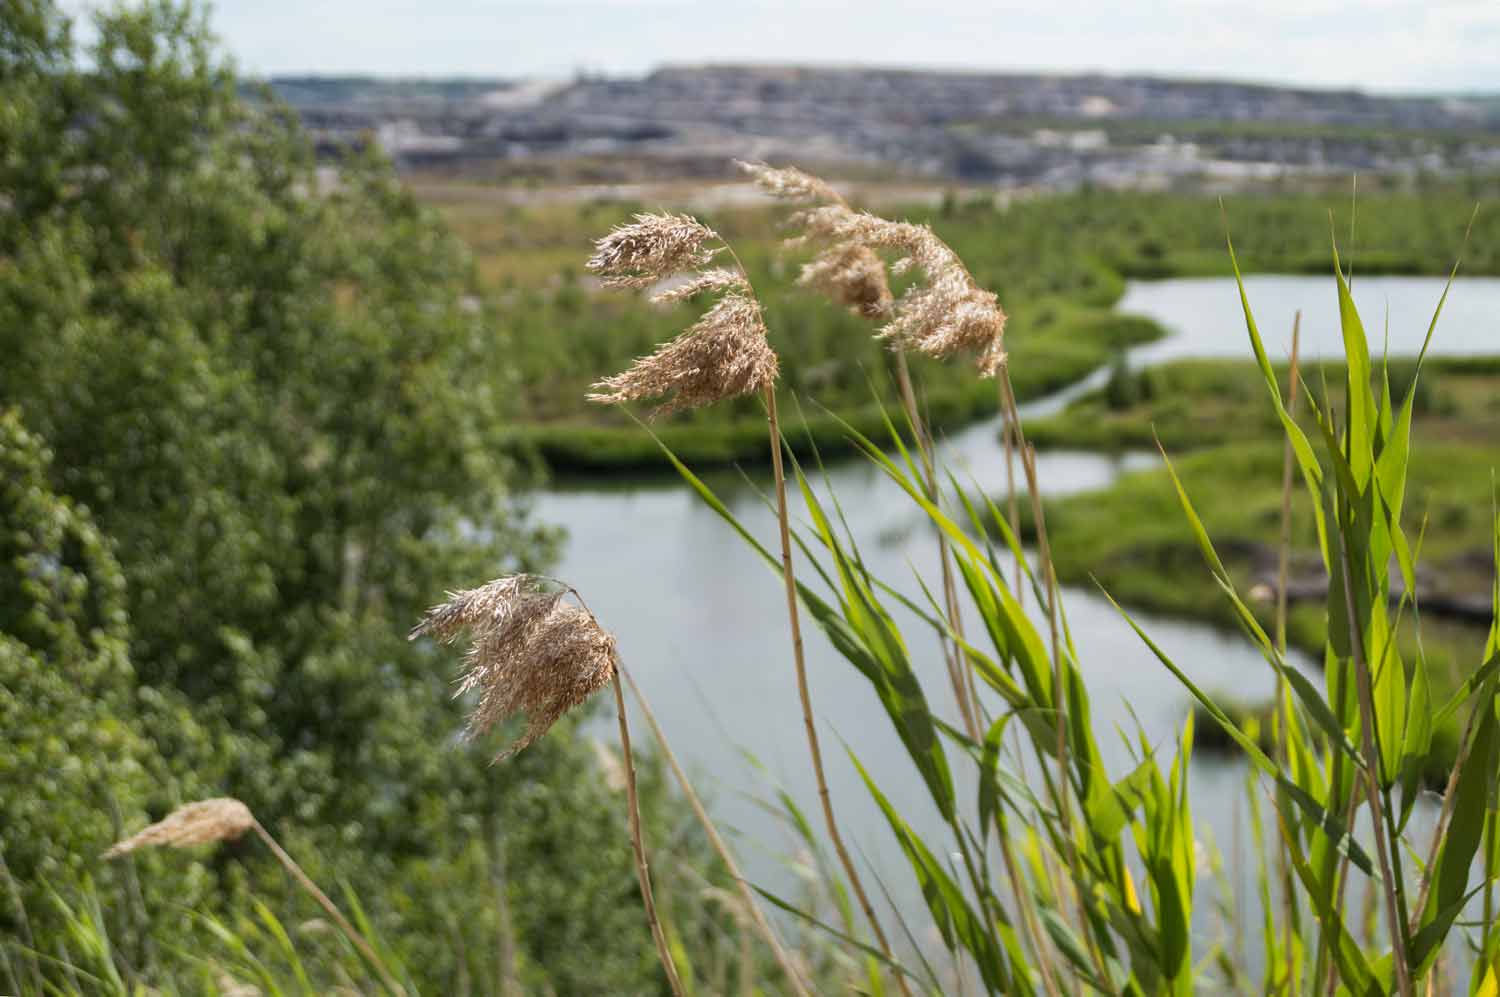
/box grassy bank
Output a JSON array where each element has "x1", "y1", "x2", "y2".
[
  {"x1": 1025, "y1": 354, "x2": 1500, "y2": 453},
  {"x1": 508, "y1": 308, "x2": 1163, "y2": 474}
]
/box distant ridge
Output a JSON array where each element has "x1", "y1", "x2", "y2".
[{"x1": 262, "y1": 66, "x2": 1500, "y2": 188}]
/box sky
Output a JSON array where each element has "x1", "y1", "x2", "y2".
[{"x1": 70, "y1": 0, "x2": 1500, "y2": 94}]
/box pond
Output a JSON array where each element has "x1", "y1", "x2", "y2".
[{"x1": 533, "y1": 274, "x2": 1497, "y2": 964}]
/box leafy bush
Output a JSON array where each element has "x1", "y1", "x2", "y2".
[{"x1": 0, "y1": 3, "x2": 716, "y2": 991}]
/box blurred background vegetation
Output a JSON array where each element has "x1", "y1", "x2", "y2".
[{"x1": 0, "y1": 2, "x2": 744, "y2": 991}]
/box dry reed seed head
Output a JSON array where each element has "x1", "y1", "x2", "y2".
[
  {"x1": 586, "y1": 212, "x2": 720, "y2": 287},
  {"x1": 648, "y1": 267, "x2": 749, "y2": 305},
  {"x1": 794, "y1": 203, "x2": 1007, "y2": 375},
  {"x1": 456, "y1": 589, "x2": 566, "y2": 701},
  {"x1": 103, "y1": 798, "x2": 255, "y2": 859},
  {"x1": 734, "y1": 166, "x2": 898, "y2": 320},
  {"x1": 587, "y1": 291, "x2": 779, "y2": 416},
  {"x1": 736, "y1": 160, "x2": 844, "y2": 205},
  {"x1": 415, "y1": 575, "x2": 620, "y2": 760},
  {"x1": 878, "y1": 274, "x2": 1008, "y2": 376},
  {"x1": 466, "y1": 605, "x2": 619, "y2": 760},
  {"x1": 409, "y1": 575, "x2": 531, "y2": 644},
  {"x1": 798, "y1": 242, "x2": 893, "y2": 320}
]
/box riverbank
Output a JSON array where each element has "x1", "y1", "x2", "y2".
[{"x1": 508, "y1": 309, "x2": 1163, "y2": 474}]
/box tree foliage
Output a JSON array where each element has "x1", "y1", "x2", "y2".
[{"x1": 0, "y1": 3, "x2": 701, "y2": 991}]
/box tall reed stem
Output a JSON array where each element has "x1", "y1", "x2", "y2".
[
  {"x1": 1274, "y1": 314, "x2": 1302, "y2": 658},
  {"x1": 611, "y1": 674, "x2": 686, "y2": 997},
  {"x1": 1408, "y1": 694, "x2": 1486, "y2": 933},
  {"x1": 1004, "y1": 400, "x2": 1023, "y2": 607},
  {"x1": 893, "y1": 351, "x2": 981, "y2": 739},
  {"x1": 618, "y1": 664, "x2": 813, "y2": 996},
  {"x1": 1274, "y1": 313, "x2": 1301, "y2": 981},
  {"x1": 999, "y1": 375, "x2": 1109, "y2": 981},
  {"x1": 764, "y1": 384, "x2": 913, "y2": 997},
  {"x1": 1335, "y1": 535, "x2": 1414, "y2": 997},
  {"x1": 893, "y1": 354, "x2": 1061, "y2": 997},
  {"x1": 249, "y1": 820, "x2": 406, "y2": 996}
]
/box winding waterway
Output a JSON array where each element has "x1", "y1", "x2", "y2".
[{"x1": 537, "y1": 274, "x2": 1498, "y2": 961}]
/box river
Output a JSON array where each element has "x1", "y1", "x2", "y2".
[{"x1": 536, "y1": 274, "x2": 1496, "y2": 967}]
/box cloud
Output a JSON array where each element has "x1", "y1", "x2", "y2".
[{"x1": 205, "y1": 0, "x2": 1500, "y2": 92}]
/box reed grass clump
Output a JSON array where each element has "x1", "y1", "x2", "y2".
[
  {"x1": 620, "y1": 168, "x2": 1500, "y2": 997},
  {"x1": 587, "y1": 206, "x2": 911, "y2": 996}
]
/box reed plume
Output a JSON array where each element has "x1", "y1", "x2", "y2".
[
  {"x1": 794, "y1": 203, "x2": 1007, "y2": 375},
  {"x1": 743, "y1": 162, "x2": 1004, "y2": 371},
  {"x1": 105, "y1": 798, "x2": 406, "y2": 994},
  {"x1": 412, "y1": 575, "x2": 617, "y2": 759},
  {"x1": 586, "y1": 212, "x2": 719, "y2": 289},
  {"x1": 588, "y1": 288, "x2": 777, "y2": 416},
  {"x1": 413, "y1": 574, "x2": 685, "y2": 996},
  {"x1": 740, "y1": 161, "x2": 893, "y2": 321},
  {"x1": 586, "y1": 214, "x2": 777, "y2": 417},
  {"x1": 102, "y1": 798, "x2": 254, "y2": 858}
]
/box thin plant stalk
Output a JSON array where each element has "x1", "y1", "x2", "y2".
[
  {"x1": 764, "y1": 383, "x2": 914, "y2": 997},
  {"x1": 992, "y1": 815, "x2": 1065, "y2": 997},
  {"x1": 1274, "y1": 312, "x2": 1301, "y2": 978},
  {"x1": 891, "y1": 357, "x2": 1061, "y2": 997},
  {"x1": 739, "y1": 920, "x2": 754, "y2": 997},
  {"x1": 999, "y1": 374, "x2": 1108, "y2": 980},
  {"x1": 611, "y1": 674, "x2": 687, "y2": 997},
  {"x1": 1004, "y1": 403, "x2": 1023, "y2": 607},
  {"x1": 1408, "y1": 695, "x2": 1486, "y2": 933},
  {"x1": 618, "y1": 664, "x2": 813, "y2": 997},
  {"x1": 248, "y1": 820, "x2": 407, "y2": 996},
  {"x1": 1321, "y1": 789, "x2": 1362, "y2": 997},
  {"x1": 893, "y1": 350, "x2": 981, "y2": 740},
  {"x1": 1335, "y1": 534, "x2": 1414, "y2": 997}
]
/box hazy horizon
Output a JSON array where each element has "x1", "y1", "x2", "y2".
[{"x1": 67, "y1": 0, "x2": 1500, "y2": 96}]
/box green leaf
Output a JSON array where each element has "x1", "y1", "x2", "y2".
[
  {"x1": 1274, "y1": 800, "x2": 1381, "y2": 997},
  {"x1": 752, "y1": 885, "x2": 929, "y2": 988},
  {"x1": 1154, "y1": 444, "x2": 1362, "y2": 769},
  {"x1": 252, "y1": 899, "x2": 312, "y2": 994},
  {"x1": 1331, "y1": 238, "x2": 1376, "y2": 490},
  {"x1": 978, "y1": 713, "x2": 1013, "y2": 835},
  {"x1": 1037, "y1": 906, "x2": 1113, "y2": 992},
  {"x1": 851, "y1": 751, "x2": 1013, "y2": 994},
  {"x1": 1103, "y1": 586, "x2": 1376, "y2": 878},
  {"x1": 1224, "y1": 223, "x2": 1329, "y2": 564},
  {"x1": 1415, "y1": 678, "x2": 1498, "y2": 966}
]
